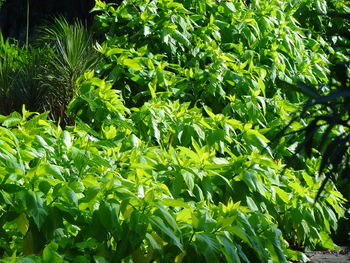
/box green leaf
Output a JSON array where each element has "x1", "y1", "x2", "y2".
[
  {"x1": 195, "y1": 233, "x2": 220, "y2": 262},
  {"x1": 150, "y1": 117, "x2": 161, "y2": 143},
  {"x1": 17, "y1": 257, "x2": 39, "y2": 263},
  {"x1": 0, "y1": 190, "x2": 13, "y2": 206},
  {"x1": 1, "y1": 183, "x2": 23, "y2": 193},
  {"x1": 193, "y1": 124, "x2": 205, "y2": 140},
  {"x1": 93, "y1": 256, "x2": 108, "y2": 263},
  {"x1": 75, "y1": 256, "x2": 91, "y2": 263},
  {"x1": 39, "y1": 181, "x2": 52, "y2": 194},
  {"x1": 79, "y1": 186, "x2": 100, "y2": 203},
  {"x1": 273, "y1": 186, "x2": 289, "y2": 203},
  {"x1": 230, "y1": 226, "x2": 250, "y2": 245},
  {"x1": 97, "y1": 201, "x2": 120, "y2": 232},
  {"x1": 285, "y1": 249, "x2": 309, "y2": 261},
  {"x1": 315, "y1": 0, "x2": 327, "y2": 13},
  {"x1": 156, "y1": 204, "x2": 180, "y2": 233},
  {"x1": 246, "y1": 197, "x2": 259, "y2": 211},
  {"x1": 34, "y1": 136, "x2": 54, "y2": 153},
  {"x1": 218, "y1": 235, "x2": 241, "y2": 263},
  {"x1": 61, "y1": 186, "x2": 78, "y2": 207},
  {"x1": 158, "y1": 198, "x2": 189, "y2": 208},
  {"x1": 173, "y1": 30, "x2": 191, "y2": 48},
  {"x1": 122, "y1": 58, "x2": 143, "y2": 71},
  {"x1": 181, "y1": 170, "x2": 194, "y2": 191},
  {"x1": 43, "y1": 164, "x2": 65, "y2": 181},
  {"x1": 145, "y1": 233, "x2": 162, "y2": 252},
  {"x1": 1, "y1": 112, "x2": 22, "y2": 127},
  {"x1": 43, "y1": 243, "x2": 63, "y2": 263},
  {"x1": 149, "y1": 216, "x2": 183, "y2": 251},
  {"x1": 319, "y1": 232, "x2": 335, "y2": 250},
  {"x1": 76, "y1": 239, "x2": 98, "y2": 250},
  {"x1": 62, "y1": 131, "x2": 72, "y2": 149},
  {"x1": 22, "y1": 190, "x2": 48, "y2": 229}
]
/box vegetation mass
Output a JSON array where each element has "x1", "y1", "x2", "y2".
[{"x1": 0, "y1": 0, "x2": 349, "y2": 262}]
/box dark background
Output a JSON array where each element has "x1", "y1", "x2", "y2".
[{"x1": 0, "y1": 0, "x2": 96, "y2": 42}]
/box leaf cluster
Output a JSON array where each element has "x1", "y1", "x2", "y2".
[
  {"x1": 92, "y1": 0, "x2": 330, "y2": 112},
  {"x1": 0, "y1": 0, "x2": 349, "y2": 262},
  {"x1": 0, "y1": 18, "x2": 98, "y2": 126}
]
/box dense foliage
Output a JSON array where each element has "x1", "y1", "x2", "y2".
[
  {"x1": 0, "y1": 0, "x2": 349, "y2": 262},
  {"x1": 0, "y1": 18, "x2": 98, "y2": 124}
]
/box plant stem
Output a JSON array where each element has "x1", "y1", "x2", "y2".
[{"x1": 26, "y1": 0, "x2": 29, "y2": 48}]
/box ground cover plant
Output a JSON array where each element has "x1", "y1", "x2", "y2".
[
  {"x1": 0, "y1": 0, "x2": 349, "y2": 262},
  {"x1": 0, "y1": 17, "x2": 98, "y2": 124}
]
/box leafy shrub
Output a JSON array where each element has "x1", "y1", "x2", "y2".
[
  {"x1": 0, "y1": 75, "x2": 344, "y2": 261},
  {"x1": 278, "y1": 6, "x2": 350, "y2": 211},
  {"x1": 93, "y1": 0, "x2": 330, "y2": 112},
  {"x1": 0, "y1": 0, "x2": 348, "y2": 262},
  {"x1": 35, "y1": 17, "x2": 100, "y2": 125},
  {"x1": 0, "y1": 106, "x2": 294, "y2": 262},
  {"x1": 0, "y1": 33, "x2": 29, "y2": 114},
  {"x1": 0, "y1": 17, "x2": 98, "y2": 125}
]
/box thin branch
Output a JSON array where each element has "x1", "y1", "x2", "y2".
[{"x1": 26, "y1": 0, "x2": 30, "y2": 48}]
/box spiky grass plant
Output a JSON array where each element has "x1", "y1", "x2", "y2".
[{"x1": 35, "y1": 17, "x2": 99, "y2": 126}]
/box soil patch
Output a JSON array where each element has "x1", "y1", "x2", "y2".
[{"x1": 300, "y1": 247, "x2": 350, "y2": 263}]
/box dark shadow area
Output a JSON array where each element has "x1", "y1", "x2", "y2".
[{"x1": 0, "y1": 0, "x2": 95, "y2": 43}]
